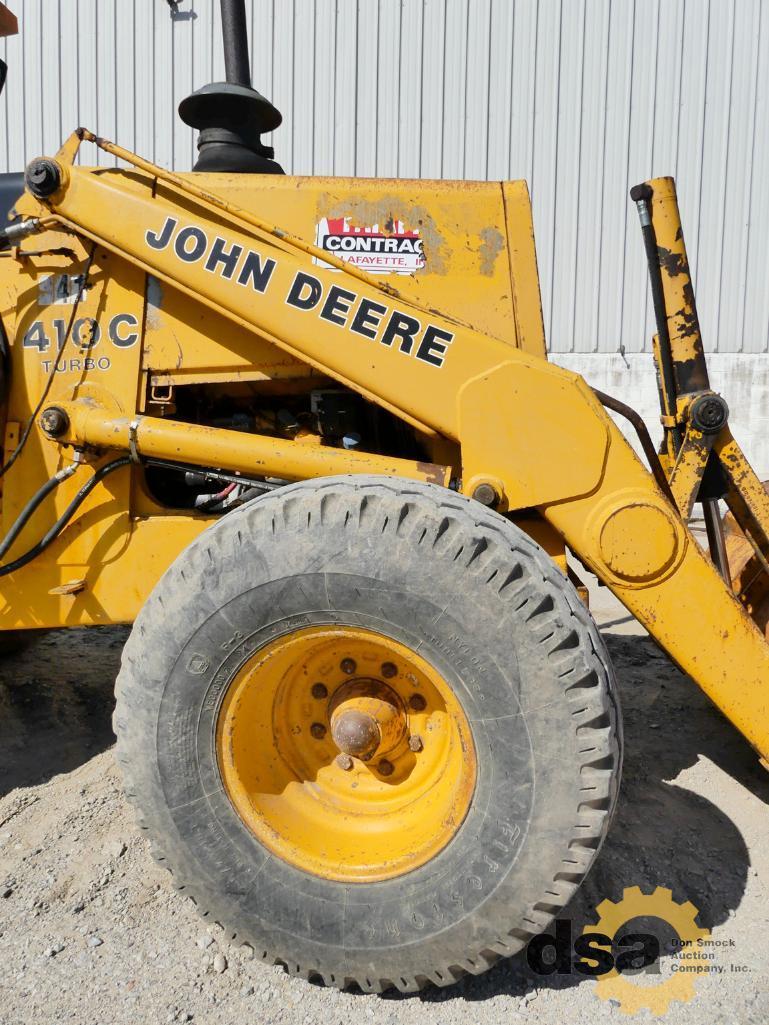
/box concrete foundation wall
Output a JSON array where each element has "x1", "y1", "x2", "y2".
[{"x1": 553, "y1": 353, "x2": 769, "y2": 481}]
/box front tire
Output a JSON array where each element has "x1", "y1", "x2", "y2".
[{"x1": 114, "y1": 476, "x2": 621, "y2": 992}]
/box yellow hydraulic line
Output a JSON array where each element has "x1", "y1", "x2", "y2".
[{"x1": 45, "y1": 400, "x2": 452, "y2": 488}]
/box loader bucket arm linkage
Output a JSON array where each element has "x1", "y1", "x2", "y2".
[{"x1": 14, "y1": 131, "x2": 769, "y2": 762}]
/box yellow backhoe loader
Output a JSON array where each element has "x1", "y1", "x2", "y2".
[{"x1": 1, "y1": 0, "x2": 767, "y2": 993}]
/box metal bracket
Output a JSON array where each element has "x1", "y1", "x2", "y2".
[
  {"x1": 668, "y1": 426, "x2": 714, "y2": 520},
  {"x1": 128, "y1": 418, "x2": 141, "y2": 463}
]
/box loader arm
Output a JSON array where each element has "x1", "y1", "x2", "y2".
[{"x1": 11, "y1": 132, "x2": 769, "y2": 761}]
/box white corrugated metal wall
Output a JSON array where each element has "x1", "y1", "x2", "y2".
[{"x1": 1, "y1": 0, "x2": 768, "y2": 363}]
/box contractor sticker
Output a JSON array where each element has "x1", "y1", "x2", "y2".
[{"x1": 314, "y1": 216, "x2": 425, "y2": 275}]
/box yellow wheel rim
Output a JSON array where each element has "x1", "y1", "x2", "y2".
[{"x1": 216, "y1": 626, "x2": 477, "y2": 882}]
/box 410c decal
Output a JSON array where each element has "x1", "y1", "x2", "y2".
[{"x1": 22, "y1": 313, "x2": 139, "y2": 373}]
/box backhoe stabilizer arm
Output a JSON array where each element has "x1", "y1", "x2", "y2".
[{"x1": 21, "y1": 140, "x2": 769, "y2": 760}]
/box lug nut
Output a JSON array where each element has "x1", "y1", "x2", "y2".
[
  {"x1": 311, "y1": 682, "x2": 328, "y2": 699},
  {"x1": 378, "y1": 759, "x2": 394, "y2": 777},
  {"x1": 310, "y1": 722, "x2": 327, "y2": 740},
  {"x1": 336, "y1": 753, "x2": 353, "y2": 771},
  {"x1": 340, "y1": 658, "x2": 357, "y2": 675},
  {"x1": 409, "y1": 693, "x2": 427, "y2": 712},
  {"x1": 408, "y1": 735, "x2": 423, "y2": 752},
  {"x1": 381, "y1": 662, "x2": 397, "y2": 679}
]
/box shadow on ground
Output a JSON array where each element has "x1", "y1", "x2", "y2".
[
  {"x1": 0, "y1": 626, "x2": 129, "y2": 797},
  {"x1": 404, "y1": 632, "x2": 769, "y2": 1004}
]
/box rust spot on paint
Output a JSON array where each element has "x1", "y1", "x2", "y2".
[
  {"x1": 658, "y1": 245, "x2": 687, "y2": 277},
  {"x1": 416, "y1": 461, "x2": 448, "y2": 486}
]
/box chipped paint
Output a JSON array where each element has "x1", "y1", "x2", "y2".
[
  {"x1": 478, "y1": 226, "x2": 505, "y2": 277},
  {"x1": 145, "y1": 274, "x2": 163, "y2": 330},
  {"x1": 657, "y1": 245, "x2": 686, "y2": 277}
]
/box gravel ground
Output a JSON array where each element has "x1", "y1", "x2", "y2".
[{"x1": 0, "y1": 589, "x2": 767, "y2": 1024}]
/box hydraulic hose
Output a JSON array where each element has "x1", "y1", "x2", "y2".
[
  {"x1": 593, "y1": 389, "x2": 676, "y2": 506},
  {"x1": 629, "y1": 183, "x2": 683, "y2": 454},
  {"x1": 0, "y1": 456, "x2": 130, "y2": 578},
  {"x1": 0, "y1": 461, "x2": 79, "y2": 560}
]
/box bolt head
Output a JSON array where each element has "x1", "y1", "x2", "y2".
[
  {"x1": 381, "y1": 661, "x2": 397, "y2": 679},
  {"x1": 472, "y1": 482, "x2": 498, "y2": 507},
  {"x1": 690, "y1": 394, "x2": 729, "y2": 434},
  {"x1": 340, "y1": 658, "x2": 357, "y2": 675},
  {"x1": 40, "y1": 406, "x2": 69, "y2": 438},
  {"x1": 377, "y1": 759, "x2": 394, "y2": 777},
  {"x1": 311, "y1": 682, "x2": 328, "y2": 700},
  {"x1": 25, "y1": 157, "x2": 63, "y2": 199},
  {"x1": 336, "y1": 753, "x2": 353, "y2": 771},
  {"x1": 408, "y1": 693, "x2": 427, "y2": 712},
  {"x1": 310, "y1": 722, "x2": 327, "y2": 740},
  {"x1": 408, "y1": 735, "x2": 423, "y2": 753}
]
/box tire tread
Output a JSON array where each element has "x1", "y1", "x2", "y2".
[{"x1": 114, "y1": 476, "x2": 621, "y2": 993}]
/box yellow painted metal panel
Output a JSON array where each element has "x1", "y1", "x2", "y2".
[
  {"x1": 502, "y1": 181, "x2": 547, "y2": 360},
  {"x1": 140, "y1": 174, "x2": 532, "y2": 380}
]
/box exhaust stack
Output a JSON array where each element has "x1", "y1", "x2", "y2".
[{"x1": 178, "y1": 0, "x2": 283, "y2": 174}]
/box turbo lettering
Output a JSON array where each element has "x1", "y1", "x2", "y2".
[{"x1": 40, "y1": 356, "x2": 112, "y2": 374}]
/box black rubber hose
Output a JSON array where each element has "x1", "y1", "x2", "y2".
[
  {"x1": 629, "y1": 184, "x2": 683, "y2": 454},
  {"x1": 0, "y1": 456, "x2": 130, "y2": 578},
  {"x1": 593, "y1": 388, "x2": 677, "y2": 507},
  {"x1": 0, "y1": 462, "x2": 78, "y2": 560}
]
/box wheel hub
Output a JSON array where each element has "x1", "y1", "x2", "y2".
[
  {"x1": 329, "y1": 680, "x2": 406, "y2": 761},
  {"x1": 215, "y1": 625, "x2": 476, "y2": 882}
]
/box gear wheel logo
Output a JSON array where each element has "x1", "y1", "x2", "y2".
[{"x1": 582, "y1": 886, "x2": 710, "y2": 1017}]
